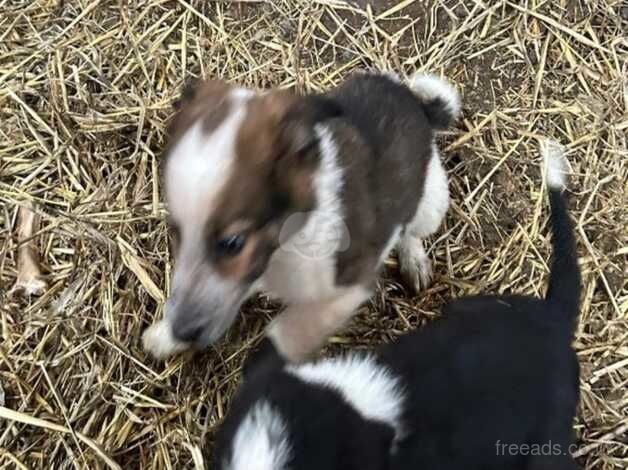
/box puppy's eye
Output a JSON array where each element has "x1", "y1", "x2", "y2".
[{"x1": 216, "y1": 233, "x2": 247, "y2": 257}]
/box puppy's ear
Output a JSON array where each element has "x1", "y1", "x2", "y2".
[
  {"x1": 242, "y1": 337, "x2": 285, "y2": 381},
  {"x1": 264, "y1": 93, "x2": 342, "y2": 210},
  {"x1": 277, "y1": 95, "x2": 343, "y2": 161},
  {"x1": 173, "y1": 77, "x2": 200, "y2": 110},
  {"x1": 167, "y1": 79, "x2": 232, "y2": 142},
  {"x1": 261, "y1": 91, "x2": 342, "y2": 160}
]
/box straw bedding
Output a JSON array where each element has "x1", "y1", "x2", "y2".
[{"x1": 0, "y1": 0, "x2": 626, "y2": 468}]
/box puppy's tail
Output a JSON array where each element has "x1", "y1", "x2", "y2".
[
  {"x1": 542, "y1": 140, "x2": 581, "y2": 327},
  {"x1": 409, "y1": 73, "x2": 461, "y2": 129}
]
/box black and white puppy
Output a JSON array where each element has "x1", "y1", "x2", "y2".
[
  {"x1": 212, "y1": 142, "x2": 581, "y2": 470},
  {"x1": 143, "y1": 72, "x2": 460, "y2": 362}
]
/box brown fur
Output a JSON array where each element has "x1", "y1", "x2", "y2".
[
  {"x1": 166, "y1": 80, "x2": 233, "y2": 151},
  {"x1": 167, "y1": 86, "x2": 324, "y2": 283},
  {"x1": 165, "y1": 76, "x2": 433, "y2": 289}
]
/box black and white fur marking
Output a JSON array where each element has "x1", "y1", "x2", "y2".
[{"x1": 213, "y1": 141, "x2": 582, "y2": 470}]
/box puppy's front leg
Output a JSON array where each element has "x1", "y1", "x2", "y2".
[{"x1": 266, "y1": 285, "x2": 370, "y2": 362}]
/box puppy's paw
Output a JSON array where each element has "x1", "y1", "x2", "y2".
[
  {"x1": 142, "y1": 320, "x2": 188, "y2": 359},
  {"x1": 398, "y1": 239, "x2": 433, "y2": 293},
  {"x1": 400, "y1": 256, "x2": 433, "y2": 293}
]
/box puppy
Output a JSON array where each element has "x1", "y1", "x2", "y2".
[
  {"x1": 212, "y1": 142, "x2": 582, "y2": 470},
  {"x1": 143, "y1": 71, "x2": 460, "y2": 361}
]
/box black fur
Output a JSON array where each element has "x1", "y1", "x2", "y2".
[
  {"x1": 213, "y1": 367, "x2": 395, "y2": 470},
  {"x1": 546, "y1": 188, "x2": 581, "y2": 321},
  {"x1": 323, "y1": 73, "x2": 438, "y2": 285},
  {"x1": 422, "y1": 96, "x2": 456, "y2": 129},
  {"x1": 241, "y1": 337, "x2": 286, "y2": 380},
  {"x1": 174, "y1": 77, "x2": 199, "y2": 109},
  {"x1": 213, "y1": 172, "x2": 581, "y2": 470}
]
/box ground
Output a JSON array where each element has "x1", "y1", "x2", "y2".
[{"x1": 0, "y1": 0, "x2": 626, "y2": 468}]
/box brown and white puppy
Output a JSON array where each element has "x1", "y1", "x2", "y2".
[{"x1": 142, "y1": 71, "x2": 460, "y2": 362}]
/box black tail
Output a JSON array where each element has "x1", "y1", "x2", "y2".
[{"x1": 543, "y1": 142, "x2": 581, "y2": 327}]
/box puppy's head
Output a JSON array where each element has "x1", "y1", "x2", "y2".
[{"x1": 162, "y1": 79, "x2": 342, "y2": 348}]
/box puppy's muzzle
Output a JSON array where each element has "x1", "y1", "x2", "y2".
[{"x1": 169, "y1": 301, "x2": 211, "y2": 343}]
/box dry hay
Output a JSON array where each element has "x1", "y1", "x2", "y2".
[{"x1": 0, "y1": 0, "x2": 626, "y2": 468}]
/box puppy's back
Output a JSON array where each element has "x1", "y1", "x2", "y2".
[{"x1": 380, "y1": 141, "x2": 581, "y2": 469}]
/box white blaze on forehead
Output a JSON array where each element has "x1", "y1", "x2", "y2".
[
  {"x1": 166, "y1": 89, "x2": 253, "y2": 227},
  {"x1": 227, "y1": 401, "x2": 291, "y2": 470},
  {"x1": 286, "y1": 353, "x2": 406, "y2": 440}
]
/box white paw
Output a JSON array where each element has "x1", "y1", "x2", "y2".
[
  {"x1": 417, "y1": 254, "x2": 433, "y2": 289},
  {"x1": 398, "y1": 239, "x2": 434, "y2": 293},
  {"x1": 142, "y1": 320, "x2": 189, "y2": 359}
]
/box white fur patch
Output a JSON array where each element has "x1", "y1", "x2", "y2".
[
  {"x1": 355, "y1": 69, "x2": 401, "y2": 84},
  {"x1": 378, "y1": 225, "x2": 401, "y2": 266},
  {"x1": 166, "y1": 89, "x2": 250, "y2": 229},
  {"x1": 226, "y1": 401, "x2": 291, "y2": 470},
  {"x1": 311, "y1": 124, "x2": 345, "y2": 227},
  {"x1": 397, "y1": 146, "x2": 448, "y2": 291},
  {"x1": 381, "y1": 71, "x2": 402, "y2": 83},
  {"x1": 407, "y1": 145, "x2": 449, "y2": 238},
  {"x1": 142, "y1": 318, "x2": 188, "y2": 359},
  {"x1": 542, "y1": 139, "x2": 569, "y2": 191},
  {"x1": 409, "y1": 73, "x2": 461, "y2": 120},
  {"x1": 398, "y1": 234, "x2": 432, "y2": 292},
  {"x1": 157, "y1": 88, "x2": 253, "y2": 352},
  {"x1": 286, "y1": 354, "x2": 406, "y2": 440},
  {"x1": 276, "y1": 125, "x2": 349, "y2": 261},
  {"x1": 262, "y1": 123, "x2": 345, "y2": 303}
]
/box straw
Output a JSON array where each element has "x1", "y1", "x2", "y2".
[{"x1": 0, "y1": 1, "x2": 625, "y2": 468}]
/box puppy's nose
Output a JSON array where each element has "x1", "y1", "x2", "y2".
[{"x1": 172, "y1": 320, "x2": 204, "y2": 343}]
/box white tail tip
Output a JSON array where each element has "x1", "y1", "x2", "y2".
[
  {"x1": 409, "y1": 73, "x2": 461, "y2": 120},
  {"x1": 542, "y1": 139, "x2": 570, "y2": 191}
]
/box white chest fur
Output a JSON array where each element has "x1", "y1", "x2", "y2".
[{"x1": 260, "y1": 124, "x2": 347, "y2": 303}]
